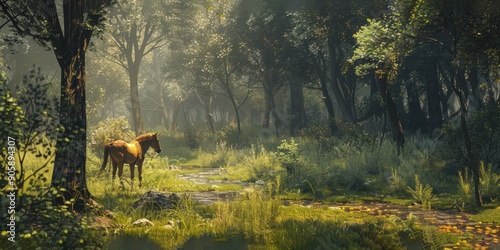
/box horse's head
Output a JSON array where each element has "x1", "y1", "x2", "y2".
[{"x1": 151, "y1": 133, "x2": 162, "y2": 153}]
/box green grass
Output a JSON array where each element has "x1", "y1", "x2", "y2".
[
  {"x1": 470, "y1": 204, "x2": 500, "y2": 223},
  {"x1": 8, "y1": 130, "x2": 500, "y2": 249}
]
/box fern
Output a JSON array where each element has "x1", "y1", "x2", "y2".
[
  {"x1": 408, "y1": 175, "x2": 433, "y2": 209},
  {"x1": 457, "y1": 168, "x2": 473, "y2": 207}
]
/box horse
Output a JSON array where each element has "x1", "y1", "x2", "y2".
[{"x1": 99, "y1": 132, "x2": 162, "y2": 189}]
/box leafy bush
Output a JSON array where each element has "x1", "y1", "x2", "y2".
[
  {"x1": 0, "y1": 65, "x2": 102, "y2": 248},
  {"x1": 90, "y1": 116, "x2": 135, "y2": 154},
  {"x1": 182, "y1": 126, "x2": 204, "y2": 149},
  {"x1": 275, "y1": 138, "x2": 300, "y2": 175},
  {"x1": 0, "y1": 175, "x2": 103, "y2": 249}
]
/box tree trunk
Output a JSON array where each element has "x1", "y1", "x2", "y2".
[
  {"x1": 171, "y1": 100, "x2": 183, "y2": 132},
  {"x1": 51, "y1": 1, "x2": 92, "y2": 210},
  {"x1": 205, "y1": 92, "x2": 215, "y2": 134},
  {"x1": 426, "y1": 60, "x2": 443, "y2": 134},
  {"x1": 289, "y1": 76, "x2": 307, "y2": 136},
  {"x1": 130, "y1": 66, "x2": 145, "y2": 136},
  {"x1": 377, "y1": 73, "x2": 405, "y2": 153},
  {"x1": 405, "y1": 79, "x2": 427, "y2": 132},
  {"x1": 328, "y1": 37, "x2": 355, "y2": 122},
  {"x1": 311, "y1": 52, "x2": 337, "y2": 135},
  {"x1": 455, "y1": 66, "x2": 482, "y2": 207}
]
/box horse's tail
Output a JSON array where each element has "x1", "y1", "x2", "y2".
[{"x1": 99, "y1": 144, "x2": 109, "y2": 175}]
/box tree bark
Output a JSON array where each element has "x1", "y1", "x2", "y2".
[
  {"x1": 426, "y1": 60, "x2": 443, "y2": 133},
  {"x1": 455, "y1": 66, "x2": 483, "y2": 207},
  {"x1": 129, "y1": 66, "x2": 145, "y2": 136},
  {"x1": 289, "y1": 76, "x2": 307, "y2": 136},
  {"x1": 377, "y1": 73, "x2": 405, "y2": 153},
  {"x1": 405, "y1": 79, "x2": 427, "y2": 132},
  {"x1": 51, "y1": 0, "x2": 94, "y2": 210}
]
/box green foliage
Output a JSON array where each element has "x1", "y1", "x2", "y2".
[
  {"x1": 458, "y1": 163, "x2": 500, "y2": 208},
  {"x1": 440, "y1": 106, "x2": 500, "y2": 172},
  {"x1": 0, "y1": 65, "x2": 58, "y2": 191},
  {"x1": 90, "y1": 116, "x2": 135, "y2": 153},
  {"x1": 388, "y1": 168, "x2": 408, "y2": 195},
  {"x1": 275, "y1": 138, "x2": 300, "y2": 174},
  {"x1": 0, "y1": 171, "x2": 102, "y2": 249},
  {"x1": 407, "y1": 175, "x2": 433, "y2": 209},
  {"x1": 0, "y1": 80, "x2": 24, "y2": 162},
  {"x1": 457, "y1": 168, "x2": 473, "y2": 209},
  {"x1": 182, "y1": 126, "x2": 204, "y2": 149},
  {"x1": 479, "y1": 162, "x2": 500, "y2": 202}
]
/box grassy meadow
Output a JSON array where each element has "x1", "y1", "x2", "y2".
[{"x1": 2, "y1": 124, "x2": 500, "y2": 249}]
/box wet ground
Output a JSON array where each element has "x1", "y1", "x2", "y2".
[{"x1": 174, "y1": 167, "x2": 248, "y2": 205}]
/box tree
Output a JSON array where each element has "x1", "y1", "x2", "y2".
[
  {"x1": 99, "y1": 0, "x2": 169, "y2": 135},
  {"x1": 364, "y1": 0, "x2": 500, "y2": 206},
  {"x1": 351, "y1": 17, "x2": 407, "y2": 153},
  {"x1": 0, "y1": 0, "x2": 114, "y2": 209},
  {"x1": 234, "y1": 0, "x2": 292, "y2": 133}
]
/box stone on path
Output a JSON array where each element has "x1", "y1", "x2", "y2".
[
  {"x1": 132, "y1": 191, "x2": 180, "y2": 210},
  {"x1": 132, "y1": 218, "x2": 154, "y2": 227}
]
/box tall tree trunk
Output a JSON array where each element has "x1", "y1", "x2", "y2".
[
  {"x1": 171, "y1": 100, "x2": 183, "y2": 132},
  {"x1": 319, "y1": 72, "x2": 337, "y2": 136},
  {"x1": 328, "y1": 36, "x2": 355, "y2": 122},
  {"x1": 205, "y1": 93, "x2": 215, "y2": 134},
  {"x1": 129, "y1": 66, "x2": 145, "y2": 136},
  {"x1": 51, "y1": 1, "x2": 92, "y2": 210},
  {"x1": 426, "y1": 60, "x2": 443, "y2": 134},
  {"x1": 405, "y1": 79, "x2": 427, "y2": 132},
  {"x1": 262, "y1": 84, "x2": 273, "y2": 129},
  {"x1": 455, "y1": 66, "x2": 482, "y2": 207},
  {"x1": 159, "y1": 87, "x2": 169, "y2": 129},
  {"x1": 228, "y1": 95, "x2": 242, "y2": 134},
  {"x1": 377, "y1": 73, "x2": 405, "y2": 153},
  {"x1": 289, "y1": 76, "x2": 307, "y2": 136},
  {"x1": 312, "y1": 52, "x2": 337, "y2": 135}
]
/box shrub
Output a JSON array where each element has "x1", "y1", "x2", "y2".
[
  {"x1": 90, "y1": 116, "x2": 135, "y2": 154},
  {"x1": 182, "y1": 126, "x2": 204, "y2": 149},
  {"x1": 408, "y1": 175, "x2": 434, "y2": 209},
  {"x1": 0, "y1": 175, "x2": 103, "y2": 249},
  {"x1": 479, "y1": 162, "x2": 500, "y2": 202},
  {"x1": 275, "y1": 138, "x2": 300, "y2": 175}
]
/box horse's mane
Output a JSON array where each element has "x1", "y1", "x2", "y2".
[{"x1": 134, "y1": 133, "x2": 156, "y2": 142}]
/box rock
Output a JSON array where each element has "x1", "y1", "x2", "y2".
[
  {"x1": 132, "y1": 191, "x2": 180, "y2": 210},
  {"x1": 163, "y1": 224, "x2": 174, "y2": 230},
  {"x1": 255, "y1": 180, "x2": 265, "y2": 186},
  {"x1": 169, "y1": 165, "x2": 178, "y2": 170},
  {"x1": 132, "y1": 218, "x2": 154, "y2": 227}
]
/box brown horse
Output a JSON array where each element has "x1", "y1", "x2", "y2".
[{"x1": 99, "y1": 133, "x2": 162, "y2": 189}]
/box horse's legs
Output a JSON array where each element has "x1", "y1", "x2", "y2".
[
  {"x1": 137, "y1": 163, "x2": 143, "y2": 188},
  {"x1": 117, "y1": 163, "x2": 124, "y2": 190},
  {"x1": 111, "y1": 161, "x2": 118, "y2": 189},
  {"x1": 129, "y1": 164, "x2": 135, "y2": 189}
]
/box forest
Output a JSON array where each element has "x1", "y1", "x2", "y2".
[{"x1": 0, "y1": 0, "x2": 500, "y2": 249}]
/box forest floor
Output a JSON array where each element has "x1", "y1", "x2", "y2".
[{"x1": 174, "y1": 166, "x2": 500, "y2": 250}]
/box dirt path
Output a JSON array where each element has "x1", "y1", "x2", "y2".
[
  {"x1": 178, "y1": 167, "x2": 500, "y2": 249},
  {"x1": 287, "y1": 200, "x2": 500, "y2": 249}
]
